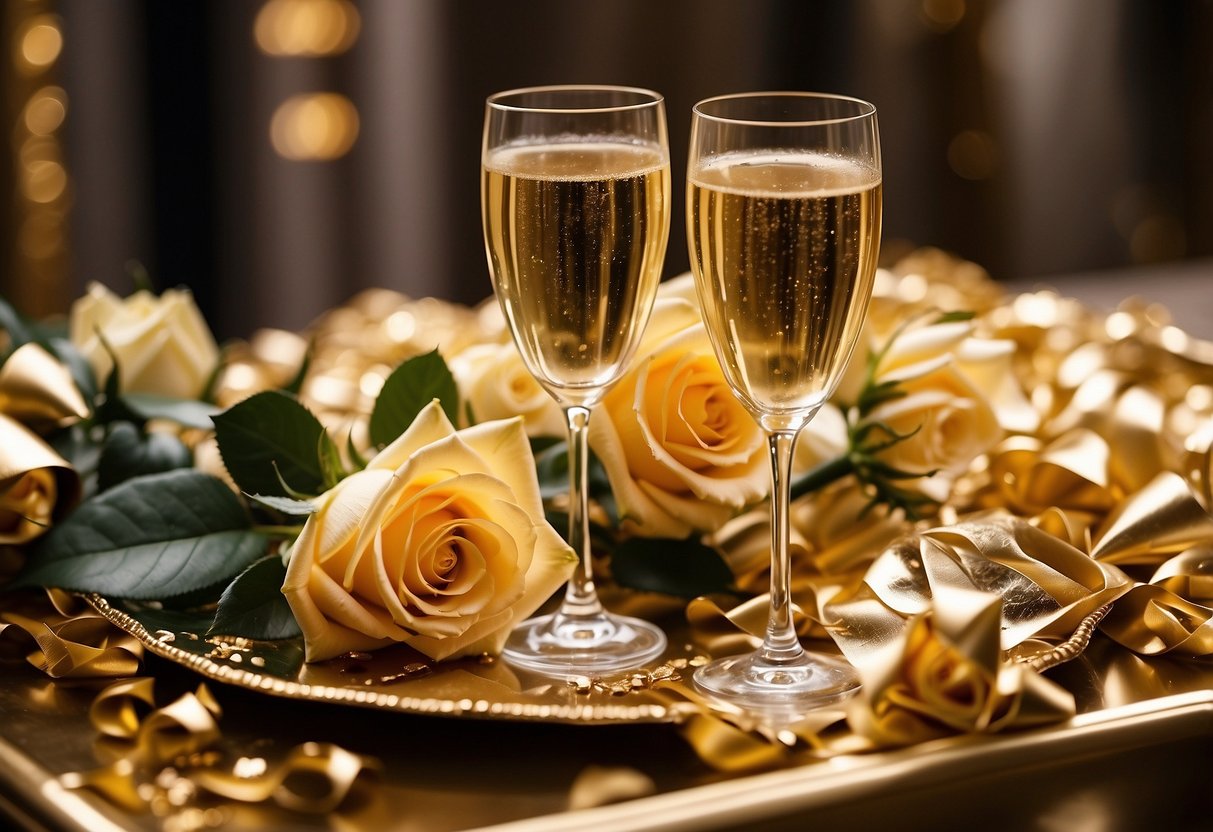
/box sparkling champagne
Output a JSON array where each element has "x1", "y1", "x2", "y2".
[
  {"x1": 688, "y1": 151, "x2": 881, "y2": 419},
  {"x1": 482, "y1": 141, "x2": 670, "y2": 402}
]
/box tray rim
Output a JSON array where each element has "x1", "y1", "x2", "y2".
[{"x1": 85, "y1": 593, "x2": 683, "y2": 726}]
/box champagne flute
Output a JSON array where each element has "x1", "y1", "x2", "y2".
[
  {"x1": 481, "y1": 85, "x2": 670, "y2": 675},
  {"x1": 686, "y1": 92, "x2": 881, "y2": 709}
]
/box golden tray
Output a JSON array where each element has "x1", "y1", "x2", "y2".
[{"x1": 84, "y1": 593, "x2": 693, "y2": 725}]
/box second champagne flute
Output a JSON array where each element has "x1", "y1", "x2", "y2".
[
  {"x1": 481, "y1": 85, "x2": 671, "y2": 675},
  {"x1": 687, "y1": 92, "x2": 882, "y2": 710}
]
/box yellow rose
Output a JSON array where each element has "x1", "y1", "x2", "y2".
[
  {"x1": 69, "y1": 283, "x2": 220, "y2": 400},
  {"x1": 449, "y1": 342, "x2": 564, "y2": 437},
  {"x1": 829, "y1": 318, "x2": 1035, "y2": 502},
  {"x1": 590, "y1": 275, "x2": 768, "y2": 538},
  {"x1": 282, "y1": 401, "x2": 575, "y2": 662}
]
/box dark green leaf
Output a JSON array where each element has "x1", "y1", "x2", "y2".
[
  {"x1": 247, "y1": 494, "x2": 316, "y2": 516},
  {"x1": 126, "y1": 259, "x2": 154, "y2": 293},
  {"x1": 368, "y1": 350, "x2": 458, "y2": 447},
  {"x1": 44, "y1": 337, "x2": 98, "y2": 405},
  {"x1": 317, "y1": 431, "x2": 345, "y2": 490},
  {"x1": 281, "y1": 340, "x2": 313, "y2": 396},
  {"x1": 345, "y1": 430, "x2": 369, "y2": 473},
  {"x1": 532, "y1": 440, "x2": 613, "y2": 505},
  {"x1": 123, "y1": 393, "x2": 220, "y2": 430},
  {"x1": 210, "y1": 555, "x2": 301, "y2": 640},
  {"x1": 611, "y1": 537, "x2": 735, "y2": 598},
  {"x1": 11, "y1": 470, "x2": 267, "y2": 599},
  {"x1": 933, "y1": 310, "x2": 976, "y2": 324},
  {"x1": 50, "y1": 424, "x2": 103, "y2": 500},
  {"x1": 212, "y1": 390, "x2": 329, "y2": 497},
  {"x1": 0, "y1": 296, "x2": 35, "y2": 347},
  {"x1": 121, "y1": 601, "x2": 306, "y2": 676},
  {"x1": 98, "y1": 422, "x2": 194, "y2": 491}
]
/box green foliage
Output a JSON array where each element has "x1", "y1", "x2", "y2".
[
  {"x1": 368, "y1": 349, "x2": 459, "y2": 448},
  {"x1": 611, "y1": 536, "x2": 736, "y2": 598},
  {"x1": 97, "y1": 422, "x2": 194, "y2": 492},
  {"x1": 11, "y1": 470, "x2": 268, "y2": 599},
  {"x1": 211, "y1": 555, "x2": 301, "y2": 640},
  {"x1": 212, "y1": 390, "x2": 338, "y2": 498}
]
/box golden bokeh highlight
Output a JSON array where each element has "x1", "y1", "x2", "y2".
[
  {"x1": 22, "y1": 159, "x2": 67, "y2": 204},
  {"x1": 17, "y1": 16, "x2": 63, "y2": 73},
  {"x1": 255, "y1": 0, "x2": 360, "y2": 57},
  {"x1": 5, "y1": 2, "x2": 70, "y2": 319},
  {"x1": 270, "y1": 93, "x2": 359, "y2": 161},
  {"x1": 23, "y1": 86, "x2": 67, "y2": 135}
]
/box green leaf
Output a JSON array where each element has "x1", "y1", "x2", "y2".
[
  {"x1": 345, "y1": 430, "x2": 368, "y2": 473},
  {"x1": 281, "y1": 340, "x2": 313, "y2": 396},
  {"x1": 247, "y1": 494, "x2": 316, "y2": 516},
  {"x1": 0, "y1": 296, "x2": 35, "y2": 347},
  {"x1": 123, "y1": 393, "x2": 220, "y2": 430},
  {"x1": 210, "y1": 555, "x2": 301, "y2": 640},
  {"x1": 368, "y1": 350, "x2": 459, "y2": 448},
  {"x1": 212, "y1": 390, "x2": 329, "y2": 497},
  {"x1": 44, "y1": 337, "x2": 98, "y2": 405},
  {"x1": 611, "y1": 537, "x2": 735, "y2": 598},
  {"x1": 317, "y1": 431, "x2": 345, "y2": 490},
  {"x1": 532, "y1": 439, "x2": 616, "y2": 521},
  {"x1": 933, "y1": 310, "x2": 976, "y2": 324},
  {"x1": 97, "y1": 422, "x2": 194, "y2": 492},
  {"x1": 12, "y1": 470, "x2": 268, "y2": 599},
  {"x1": 126, "y1": 259, "x2": 154, "y2": 293}
]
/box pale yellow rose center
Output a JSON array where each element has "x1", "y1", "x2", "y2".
[
  {"x1": 325, "y1": 481, "x2": 516, "y2": 626},
  {"x1": 608, "y1": 352, "x2": 752, "y2": 493}
]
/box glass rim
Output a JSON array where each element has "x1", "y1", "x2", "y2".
[
  {"x1": 485, "y1": 84, "x2": 665, "y2": 115},
  {"x1": 692, "y1": 91, "x2": 877, "y2": 127}
]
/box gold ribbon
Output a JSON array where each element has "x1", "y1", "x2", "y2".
[
  {"x1": 846, "y1": 586, "x2": 1076, "y2": 748},
  {"x1": 189, "y1": 742, "x2": 379, "y2": 814},
  {"x1": 0, "y1": 343, "x2": 90, "y2": 427},
  {"x1": 1089, "y1": 472, "x2": 1213, "y2": 565},
  {"x1": 0, "y1": 343, "x2": 88, "y2": 547},
  {"x1": 62, "y1": 677, "x2": 379, "y2": 816},
  {"x1": 0, "y1": 589, "x2": 142, "y2": 677}
]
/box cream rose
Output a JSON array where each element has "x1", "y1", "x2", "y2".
[
  {"x1": 69, "y1": 283, "x2": 220, "y2": 400},
  {"x1": 282, "y1": 401, "x2": 575, "y2": 662},
  {"x1": 809, "y1": 318, "x2": 1036, "y2": 502},
  {"x1": 449, "y1": 342, "x2": 564, "y2": 437},
  {"x1": 589, "y1": 275, "x2": 769, "y2": 539}
]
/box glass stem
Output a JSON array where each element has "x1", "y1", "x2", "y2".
[
  {"x1": 761, "y1": 429, "x2": 806, "y2": 665},
  {"x1": 559, "y1": 404, "x2": 604, "y2": 619}
]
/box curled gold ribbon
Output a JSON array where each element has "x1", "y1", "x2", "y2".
[
  {"x1": 1100, "y1": 583, "x2": 1213, "y2": 657},
  {"x1": 0, "y1": 343, "x2": 90, "y2": 427},
  {"x1": 0, "y1": 590, "x2": 142, "y2": 677},
  {"x1": 189, "y1": 742, "x2": 379, "y2": 814},
  {"x1": 1089, "y1": 472, "x2": 1213, "y2": 565},
  {"x1": 846, "y1": 585, "x2": 1076, "y2": 748},
  {"x1": 63, "y1": 677, "x2": 379, "y2": 817},
  {"x1": 0, "y1": 413, "x2": 79, "y2": 546}
]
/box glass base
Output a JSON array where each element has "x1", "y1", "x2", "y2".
[
  {"x1": 502, "y1": 611, "x2": 668, "y2": 677},
  {"x1": 693, "y1": 649, "x2": 861, "y2": 712}
]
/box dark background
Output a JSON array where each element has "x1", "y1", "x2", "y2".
[{"x1": 3, "y1": 0, "x2": 1210, "y2": 338}]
